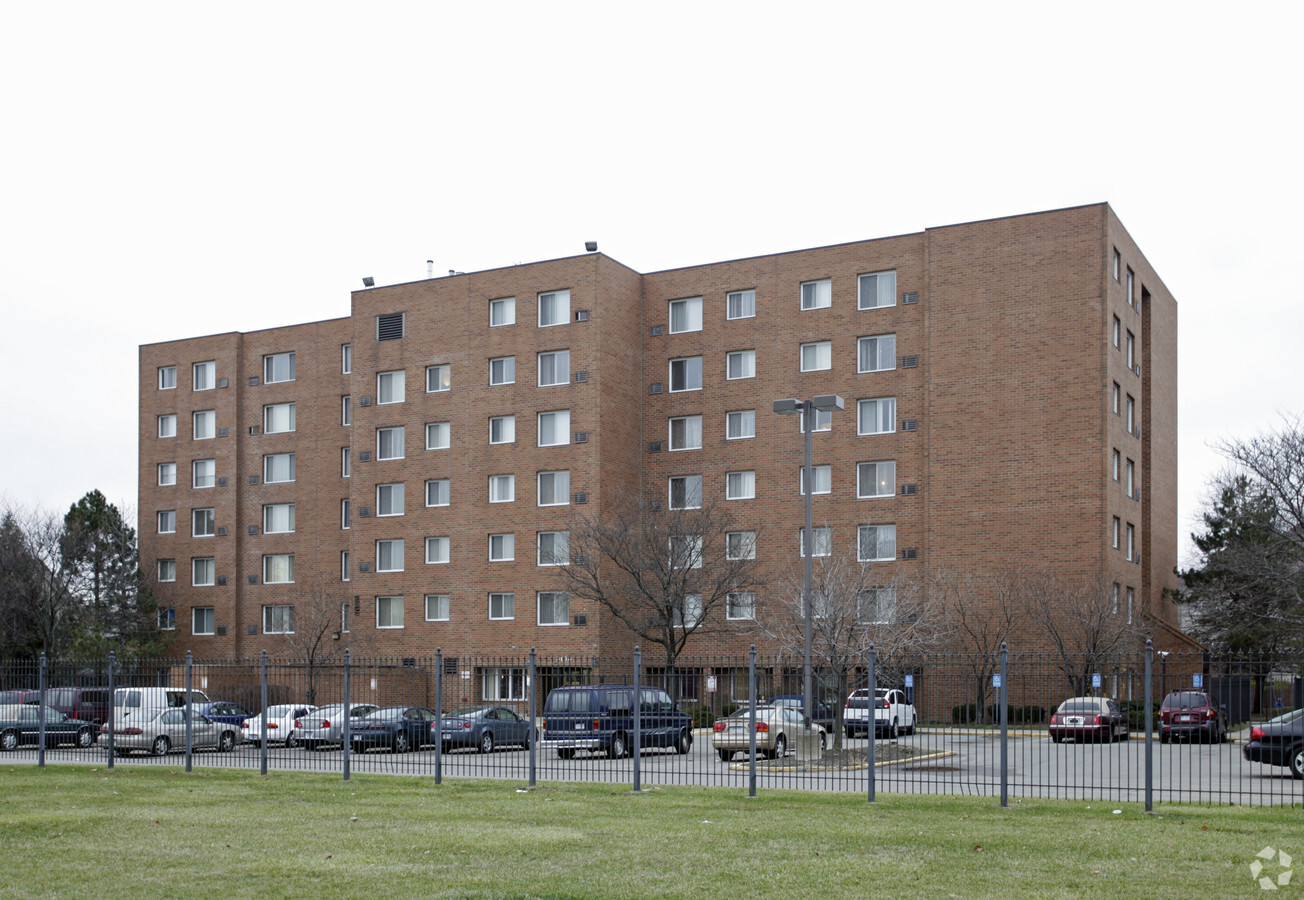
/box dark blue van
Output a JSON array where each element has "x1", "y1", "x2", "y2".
[{"x1": 540, "y1": 684, "x2": 694, "y2": 759}]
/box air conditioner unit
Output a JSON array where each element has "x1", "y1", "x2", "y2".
[
  {"x1": 574, "y1": 371, "x2": 589, "y2": 383},
  {"x1": 902, "y1": 292, "x2": 919, "y2": 304},
  {"x1": 248, "y1": 377, "x2": 260, "y2": 386},
  {"x1": 575, "y1": 432, "x2": 589, "y2": 443},
  {"x1": 359, "y1": 396, "x2": 371, "y2": 406},
  {"x1": 649, "y1": 325, "x2": 664, "y2": 336},
  {"x1": 575, "y1": 310, "x2": 590, "y2": 322}
]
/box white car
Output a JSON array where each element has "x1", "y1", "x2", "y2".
[
  {"x1": 242, "y1": 704, "x2": 317, "y2": 747},
  {"x1": 844, "y1": 688, "x2": 916, "y2": 739}
]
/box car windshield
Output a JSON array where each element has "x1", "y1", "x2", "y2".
[
  {"x1": 1163, "y1": 693, "x2": 1208, "y2": 709},
  {"x1": 448, "y1": 708, "x2": 485, "y2": 718},
  {"x1": 1058, "y1": 701, "x2": 1100, "y2": 714},
  {"x1": 369, "y1": 709, "x2": 403, "y2": 721},
  {"x1": 264, "y1": 705, "x2": 297, "y2": 717}
]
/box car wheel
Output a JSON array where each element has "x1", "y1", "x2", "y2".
[
  {"x1": 393, "y1": 732, "x2": 409, "y2": 754},
  {"x1": 218, "y1": 731, "x2": 235, "y2": 753},
  {"x1": 1, "y1": 729, "x2": 19, "y2": 751},
  {"x1": 557, "y1": 748, "x2": 575, "y2": 760},
  {"x1": 479, "y1": 732, "x2": 495, "y2": 754},
  {"x1": 285, "y1": 732, "x2": 298, "y2": 750},
  {"x1": 675, "y1": 730, "x2": 692, "y2": 755},
  {"x1": 889, "y1": 718, "x2": 899, "y2": 740},
  {"x1": 1160, "y1": 733, "x2": 1169, "y2": 744},
  {"x1": 152, "y1": 735, "x2": 170, "y2": 757},
  {"x1": 1051, "y1": 733, "x2": 1063, "y2": 743},
  {"x1": 845, "y1": 727, "x2": 855, "y2": 740},
  {"x1": 718, "y1": 748, "x2": 733, "y2": 762},
  {"x1": 1289, "y1": 745, "x2": 1304, "y2": 780},
  {"x1": 771, "y1": 734, "x2": 787, "y2": 759},
  {"x1": 77, "y1": 727, "x2": 95, "y2": 748},
  {"x1": 609, "y1": 732, "x2": 627, "y2": 759}
]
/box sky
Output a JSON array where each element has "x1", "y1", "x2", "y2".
[{"x1": 1, "y1": 2, "x2": 1300, "y2": 565}]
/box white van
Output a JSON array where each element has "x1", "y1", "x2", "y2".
[{"x1": 113, "y1": 688, "x2": 212, "y2": 724}]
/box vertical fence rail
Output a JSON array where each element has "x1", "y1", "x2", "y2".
[
  {"x1": 999, "y1": 642, "x2": 1009, "y2": 809},
  {"x1": 37, "y1": 653, "x2": 47, "y2": 769}
]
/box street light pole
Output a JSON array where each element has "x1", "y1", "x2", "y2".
[{"x1": 773, "y1": 394, "x2": 844, "y2": 726}]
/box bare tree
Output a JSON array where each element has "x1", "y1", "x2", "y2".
[
  {"x1": 274, "y1": 579, "x2": 374, "y2": 705},
  {"x1": 4, "y1": 506, "x2": 83, "y2": 660},
  {"x1": 938, "y1": 565, "x2": 1030, "y2": 724},
  {"x1": 1029, "y1": 570, "x2": 1143, "y2": 695},
  {"x1": 763, "y1": 551, "x2": 944, "y2": 747},
  {"x1": 552, "y1": 494, "x2": 758, "y2": 698}
]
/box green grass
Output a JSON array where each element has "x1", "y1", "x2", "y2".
[{"x1": 0, "y1": 766, "x2": 1299, "y2": 899}]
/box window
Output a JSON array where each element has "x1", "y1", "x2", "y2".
[
  {"x1": 1112, "y1": 316, "x2": 1121, "y2": 348},
  {"x1": 193, "y1": 361, "x2": 215, "y2": 391},
  {"x1": 265, "y1": 452, "x2": 295, "y2": 483},
  {"x1": 858, "y1": 398, "x2": 897, "y2": 435},
  {"x1": 1112, "y1": 583, "x2": 1120, "y2": 614},
  {"x1": 341, "y1": 602, "x2": 350, "y2": 632},
  {"x1": 673, "y1": 594, "x2": 702, "y2": 629},
  {"x1": 1126, "y1": 395, "x2": 1136, "y2": 432},
  {"x1": 192, "y1": 459, "x2": 215, "y2": 489},
  {"x1": 425, "y1": 536, "x2": 450, "y2": 565},
  {"x1": 490, "y1": 296, "x2": 515, "y2": 327},
  {"x1": 1126, "y1": 268, "x2": 1135, "y2": 308},
  {"x1": 858, "y1": 335, "x2": 897, "y2": 373},
  {"x1": 489, "y1": 474, "x2": 515, "y2": 503},
  {"x1": 341, "y1": 447, "x2": 350, "y2": 478},
  {"x1": 158, "y1": 366, "x2": 177, "y2": 390},
  {"x1": 798, "y1": 408, "x2": 832, "y2": 433},
  {"x1": 1112, "y1": 449, "x2": 1121, "y2": 481},
  {"x1": 800, "y1": 527, "x2": 832, "y2": 557},
  {"x1": 669, "y1": 415, "x2": 702, "y2": 451},
  {"x1": 158, "y1": 607, "x2": 176, "y2": 630},
  {"x1": 193, "y1": 410, "x2": 215, "y2": 440},
  {"x1": 857, "y1": 461, "x2": 895, "y2": 498},
  {"x1": 157, "y1": 510, "x2": 176, "y2": 534},
  {"x1": 727, "y1": 289, "x2": 755, "y2": 320},
  {"x1": 483, "y1": 666, "x2": 525, "y2": 700},
  {"x1": 376, "y1": 539, "x2": 404, "y2": 572},
  {"x1": 723, "y1": 350, "x2": 756, "y2": 381},
  {"x1": 341, "y1": 499, "x2": 350, "y2": 529},
  {"x1": 342, "y1": 344, "x2": 351, "y2": 374},
  {"x1": 489, "y1": 533, "x2": 514, "y2": 561},
  {"x1": 726, "y1": 410, "x2": 755, "y2": 440},
  {"x1": 263, "y1": 555, "x2": 294, "y2": 585},
  {"x1": 1112, "y1": 516, "x2": 1121, "y2": 549},
  {"x1": 800, "y1": 465, "x2": 832, "y2": 495},
  {"x1": 801, "y1": 279, "x2": 832, "y2": 310},
  {"x1": 538, "y1": 290, "x2": 570, "y2": 327},
  {"x1": 1126, "y1": 459, "x2": 1136, "y2": 496},
  {"x1": 192, "y1": 508, "x2": 215, "y2": 537},
  {"x1": 537, "y1": 410, "x2": 570, "y2": 446},
  {"x1": 158, "y1": 414, "x2": 177, "y2": 438},
  {"x1": 489, "y1": 356, "x2": 515, "y2": 386},
  {"x1": 800, "y1": 341, "x2": 832, "y2": 372},
  {"x1": 263, "y1": 403, "x2": 295, "y2": 435},
  {"x1": 425, "y1": 422, "x2": 450, "y2": 450},
  {"x1": 1112, "y1": 382, "x2": 1121, "y2": 415},
  {"x1": 489, "y1": 415, "x2": 515, "y2": 445},
  {"x1": 425, "y1": 594, "x2": 450, "y2": 622},
  {"x1": 158, "y1": 462, "x2": 177, "y2": 486},
  {"x1": 1126, "y1": 524, "x2": 1135, "y2": 561},
  {"x1": 192, "y1": 558, "x2": 215, "y2": 587},
  {"x1": 426, "y1": 364, "x2": 451, "y2": 393},
  {"x1": 726, "y1": 470, "x2": 755, "y2": 500},
  {"x1": 669, "y1": 297, "x2": 703, "y2": 334},
  {"x1": 538, "y1": 592, "x2": 569, "y2": 626},
  {"x1": 537, "y1": 531, "x2": 569, "y2": 566},
  {"x1": 425, "y1": 479, "x2": 450, "y2": 507},
  {"x1": 1126, "y1": 587, "x2": 1135, "y2": 625},
  {"x1": 1112, "y1": 248, "x2": 1121, "y2": 281},
  {"x1": 538, "y1": 350, "x2": 570, "y2": 386},
  {"x1": 669, "y1": 356, "x2": 703, "y2": 392},
  {"x1": 1126, "y1": 331, "x2": 1136, "y2": 369},
  {"x1": 726, "y1": 531, "x2": 756, "y2": 560},
  {"x1": 341, "y1": 551, "x2": 350, "y2": 582},
  {"x1": 727, "y1": 592, "x2": 755, "y2": 621},
  {"x1": 858, "y1": 587, "x2": 896, "y2": 624},
  {"x1": 264, "y1": 352, "x2": 295, "y2": 384},
  {"x1": 489, "y1": 592, "x2": 515, "y2": 621},
  {"x1": 858, "y1": 271, "x2": 897, "y2": 309},
  {"x1": 192, "y1": 606, "x2": 215, "y2": 634},
  {"x1": 157, "y1": 559, "x2": 176, "y2": 583},
  {"x1": 376, "y1": 482, "x2": 404, "y2": 516},
  {"x1": 264, "y1": 503, "x2": 295, "y2": 534},
  {"x1": 669, "y1": 475, "x2": 702, "y2": 509},
  {"x1": 376, "y1": 596, "x2": 404, "y2": 629},
  {"x1": 857, "y1": 524, "x2": 896, "y2": 561},
  {"x1": 377, "y1": 370, "x2": 405, "y2": 404},
  {"x1": 377, "y1": 426, "x2": 405, "y2": 460},
  {"x1": 537, "y1": 470, "x2": 569, "y2": 506},
  {"x1": 342, "y1": 395, "x2": 351, "y2": 426}
]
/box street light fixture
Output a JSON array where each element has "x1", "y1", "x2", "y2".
[{"x1": 773, "y1": 394, "x2": 844, "y2": 726}]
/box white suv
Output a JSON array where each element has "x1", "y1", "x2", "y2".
[{"x1": 844, "y1": 688, "x2": 916, "y2": 739}]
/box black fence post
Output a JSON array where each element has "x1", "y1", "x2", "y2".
[
  {"x1": 184, "y1": 651, "x2": 194, "y2": 772},
  {"x1": 342, "y1": 649, "x2": 352, "y2": 782},
  {"x1": 37, "y1": 652, "x2": 47, "y2": 768},
  {"x1": 106, "y1": 651, "x2": 116, "y2": 769},
  {"x1": 748, "y1": 644, "x2": 757, "y2": 799},
  {"x1": 528, "y1": 647, "x2": 537, "y2": 789},
  {"x1": 632, "y1": 645, "x2": 642, "y2": 793},
  {"x1": 999, "y1": 642, "x2": 1009, "y2": 809},
  {"x1": 1144, "y1": 639, "x2": 1153, "y2": 812},
  {"x1": 867, "y1": 644, "x2": 876, "y2": 803},
  {"x1": 434, "y1": 648, "x2": 442, "y2": 786},
  {"x1": 259, "y1": 650, "x2": 269, "y2": 776}
]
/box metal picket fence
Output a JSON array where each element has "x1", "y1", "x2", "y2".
[{"x1": 2, "y1": 642, "x2": 1301, "y2": 808}]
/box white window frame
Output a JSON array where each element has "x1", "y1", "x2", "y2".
[
  {"x1": 377, "y1": 370, "x2": 405, "y2": 405},
  {"x1": 341, "y1": 447, "x2": 350, "y2": 478},
  {"x1": 858, "y1": 587, "x2": 897, "y2": 624},
  {"x1": 726, "y1": 350, "x2": 756, "y2": 380},
  {"x1": 858, "y1": 335, "x2": 897, "y2": 373},
  {"x1": 538, "y1": 350, "x2": 570, "y2": 387},
  {"x1": 192, "y1": 459, "x2": 215, "y2": 489},
  {"x1": 262, "y1": 555, "x2": 294, "y2": 585},
  {"x1": 192, "y1": 606, "x2": 215, "y2": 634},
  {"x1": 668, "y1": 296, "x2": 703, "y2": 334},
  {"x1": 158, "y1": 462, "x2": 177, "y2": 487},
  {"x1": 669, "y1": 356, "x2": 703, "y2": 393},
  {"x1": 157, "y1": 510, "x2": 176, "y2": 534},
  {"x1": 538, "y1": 290, "x2": 570, "y2": 328},
  {"x1": 1127, "y1": 459, "x2": 1136, "y2": 496},
  {"x1": 341, "y1": 344, "x2": 351, "y2": 374},
  {"x1": 537, "y1": 591, "x2": 569, "y2": 626},
  {"x1": 725, "y1": 470, "x2": 756, "y2": 500},
  {"x1": 489, "y1": 592, "x2": 515, "y2": 621},
  {"x1": 669, "y1": 415, "x2": 703, "y2": 451},
  {"x1": 857, "y1": 461, "x2": 896, "y2": 499},
  {"x1": 264, "y1": 452, "x2": 295, "y2": 484},
  {"x1": 726, "y1": 531, "x2": 756, "y2": 560},
  {"x1": 537, "y1": 531, "x2": 569, "y2": 567},
  {"x1": 425, "y1": 594, "x2": 450, "y2": 622},
  {"x1": 1112, "y1": 516, "x2": 1121, "y2": 549},
  {"x1": 857, "y1": 270, "x2": 897, "y2": 310},
  {"x1": 856, "y1": 524, "x2": 896, "y2": 562},
  {"x1": 425, "y1": 364, "x2": 450, "y2": 393},
  {"x1": 193, "y1": 361, "x2": 215, "y2": 391},
  {"x1": 673, "y1": 594, "x2": 703, "y2": 629},
  {"x1": 192, "y1": 558, "x2": 215, "y2": 588},
  {"x1": 157, "y1": 559, "x2": 176, "y2": 583},
  {"x1": 1126, "y1": 523, "x2": 1135, "y2": 561},
  {"x1": 489, "y1": 474, "x2": 515, "y2": 503},
  {"x1": 264, "y1": 352, "x2": 295, "y2": 384},
  {"x1": 376, "y1": 539, "x2": 405, "y2": 573},
  {"x1": 800, "y1": 527, "x2": 833, "y2": 558},
  {"x1": 489, "y1": 356, "x2": 515, "y2": 386},
  {"x1": 537, "y1": 470, "x2": 570, "y2": 506},
  {"x1": 342, "y1": 395, "x2": 351, "y2": 426},
  {"x1": 726, "y1": 289, "x2": 755, "y2": 320},
  {"x1": 193, "y1": 410, "x2": 216, "y2": 440},
  {"x1": 376, "y1": 482, "x2": 405, "y2": 517},
  {"x1": 489, "y1": 415, "x2": 515, "y2": 445},
  {"x1": 158, "y1": 414, "x2": 177, "y2": 439},
  {"x1": 482, "y1": 666, "x2": 526, "y2": 701},
  {"x1": 726, "y1": 410, "x2": 755, "y2": 441},
  {"x1": 537, "y1": 410, "x2": 570, "y2": 447},
  {"x1": 490, "y1": 296, "x2": 516, "y2": 327},
  {"x1": 726, "y1": 592, "x2": 755, "y2": 621},
  {"x1": 1112, "y1": 449, "x2": 1121, "y2": 481},
  {"x1": 341, "y1": 499, "x2": 350, "y2": 530},
  {"x1": 489, "y1": 533, "x2": 515, "y2": 562},
  {"x1": 263, "y1": 503, "x2": 295, "y2": 534},
  {"x1": 1113, "y1": 316, "x2": 1121, "y2": 348},
  {"x1": 425, "y1": 536, "x2": 450, "y2": 565},
  {"x1": 801, "y1": 279, "x2": 832, "y2": 310},
  {"x1": 342, "y1": 551, "x2": 350, "y2": 583},
  {"x1": 425, "y1": 421, "x2": 450, "y2": 451},
  {"x1": 263, "y1": 402, "x2": 295, "y2": 434},
  {"x1": 857, "y1": 398, "x2": 897, "y2": 435},
  {"x1": 377, "y1": 426, "x2": 405, "y2": 460},
  {"x1": 158, "y1": 366, "x2": 177, "y2": 390},
  {"x1": 800, "y1": 464, "x2": 832, "y2": 495},
  {"x1": 669, "y1": 475, "x2": 702, "y2": 510},
  {"x1": 425, "y1": 479, "x2": 450, "y2": 507},
  {"x1": 192, "y1": 508, "x2": 215, "y2": 538},
  {"x1": 800, "y1": 341, "x2": 832, "y2": 372},
  {"x1": 376, "y1": 596, "x2": 404, "y2": 629}
]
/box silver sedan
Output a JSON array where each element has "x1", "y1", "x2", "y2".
[
  {"x1": 294, "y1": 704, "x2": 379, "y2": 750},
  {"x1": 107, "y1": 708, "x2": 242, "y2": 756}
]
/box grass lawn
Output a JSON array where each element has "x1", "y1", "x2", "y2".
[{"x1": 0, "y1": 765, "x2": 1299, "y2": 899}]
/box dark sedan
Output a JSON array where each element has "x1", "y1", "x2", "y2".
[
  {"x1": 1243, "y1": 708, "x2": 1304, "y2": 779},
  {"x1": 194, "y1": 701, "x2": 254, "y2": 726},
  {"x1": 350, "y1": 706, "x2": 439, "y2": 753},
  {"x1": 436, "y1": 706, "x2": 534, "y2": 753},
  {"x1": 0, "y1": 705, "x2": 99, "y2": 750},
  {"x1": 1049, "y1": 696, "x2": 1129, "y2": 743}
]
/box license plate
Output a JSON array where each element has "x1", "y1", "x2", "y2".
[
  {"x1": 441, "y1": 732, "x2": 451, "y2": 740},
  {"x1": 730, "y1": 726, "x2": 745, "y2": 733},
  {"x1": 574, "y1": 724, "x2": 586, "y2": 730},
  {"x1": 1066, "y1": 717, "x2": 1083, "y2": 726},
  {"x1": 1179, "y1": 715, "x2": 1192, "y2": 723}
]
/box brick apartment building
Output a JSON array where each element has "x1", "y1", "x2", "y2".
[{"x1": 138, "y1": 203, "x2": 1184, "y2": 662}]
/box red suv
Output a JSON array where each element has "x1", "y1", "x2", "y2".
[{"x1": 1159, "y1": 690, "x2": 1228, "y2": 744}]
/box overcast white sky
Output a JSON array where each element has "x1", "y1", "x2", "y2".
[{"x1": 1, "y1": 3, "x2": 1300, "y2": 564}]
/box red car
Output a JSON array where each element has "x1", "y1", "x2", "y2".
[{"x1": 1159, "y1": 690, "x2": 1227, "y2": 743}]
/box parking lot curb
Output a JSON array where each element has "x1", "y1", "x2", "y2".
[{"x1": 727, "y1": 749, "x2": 958, "y2": 773}]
